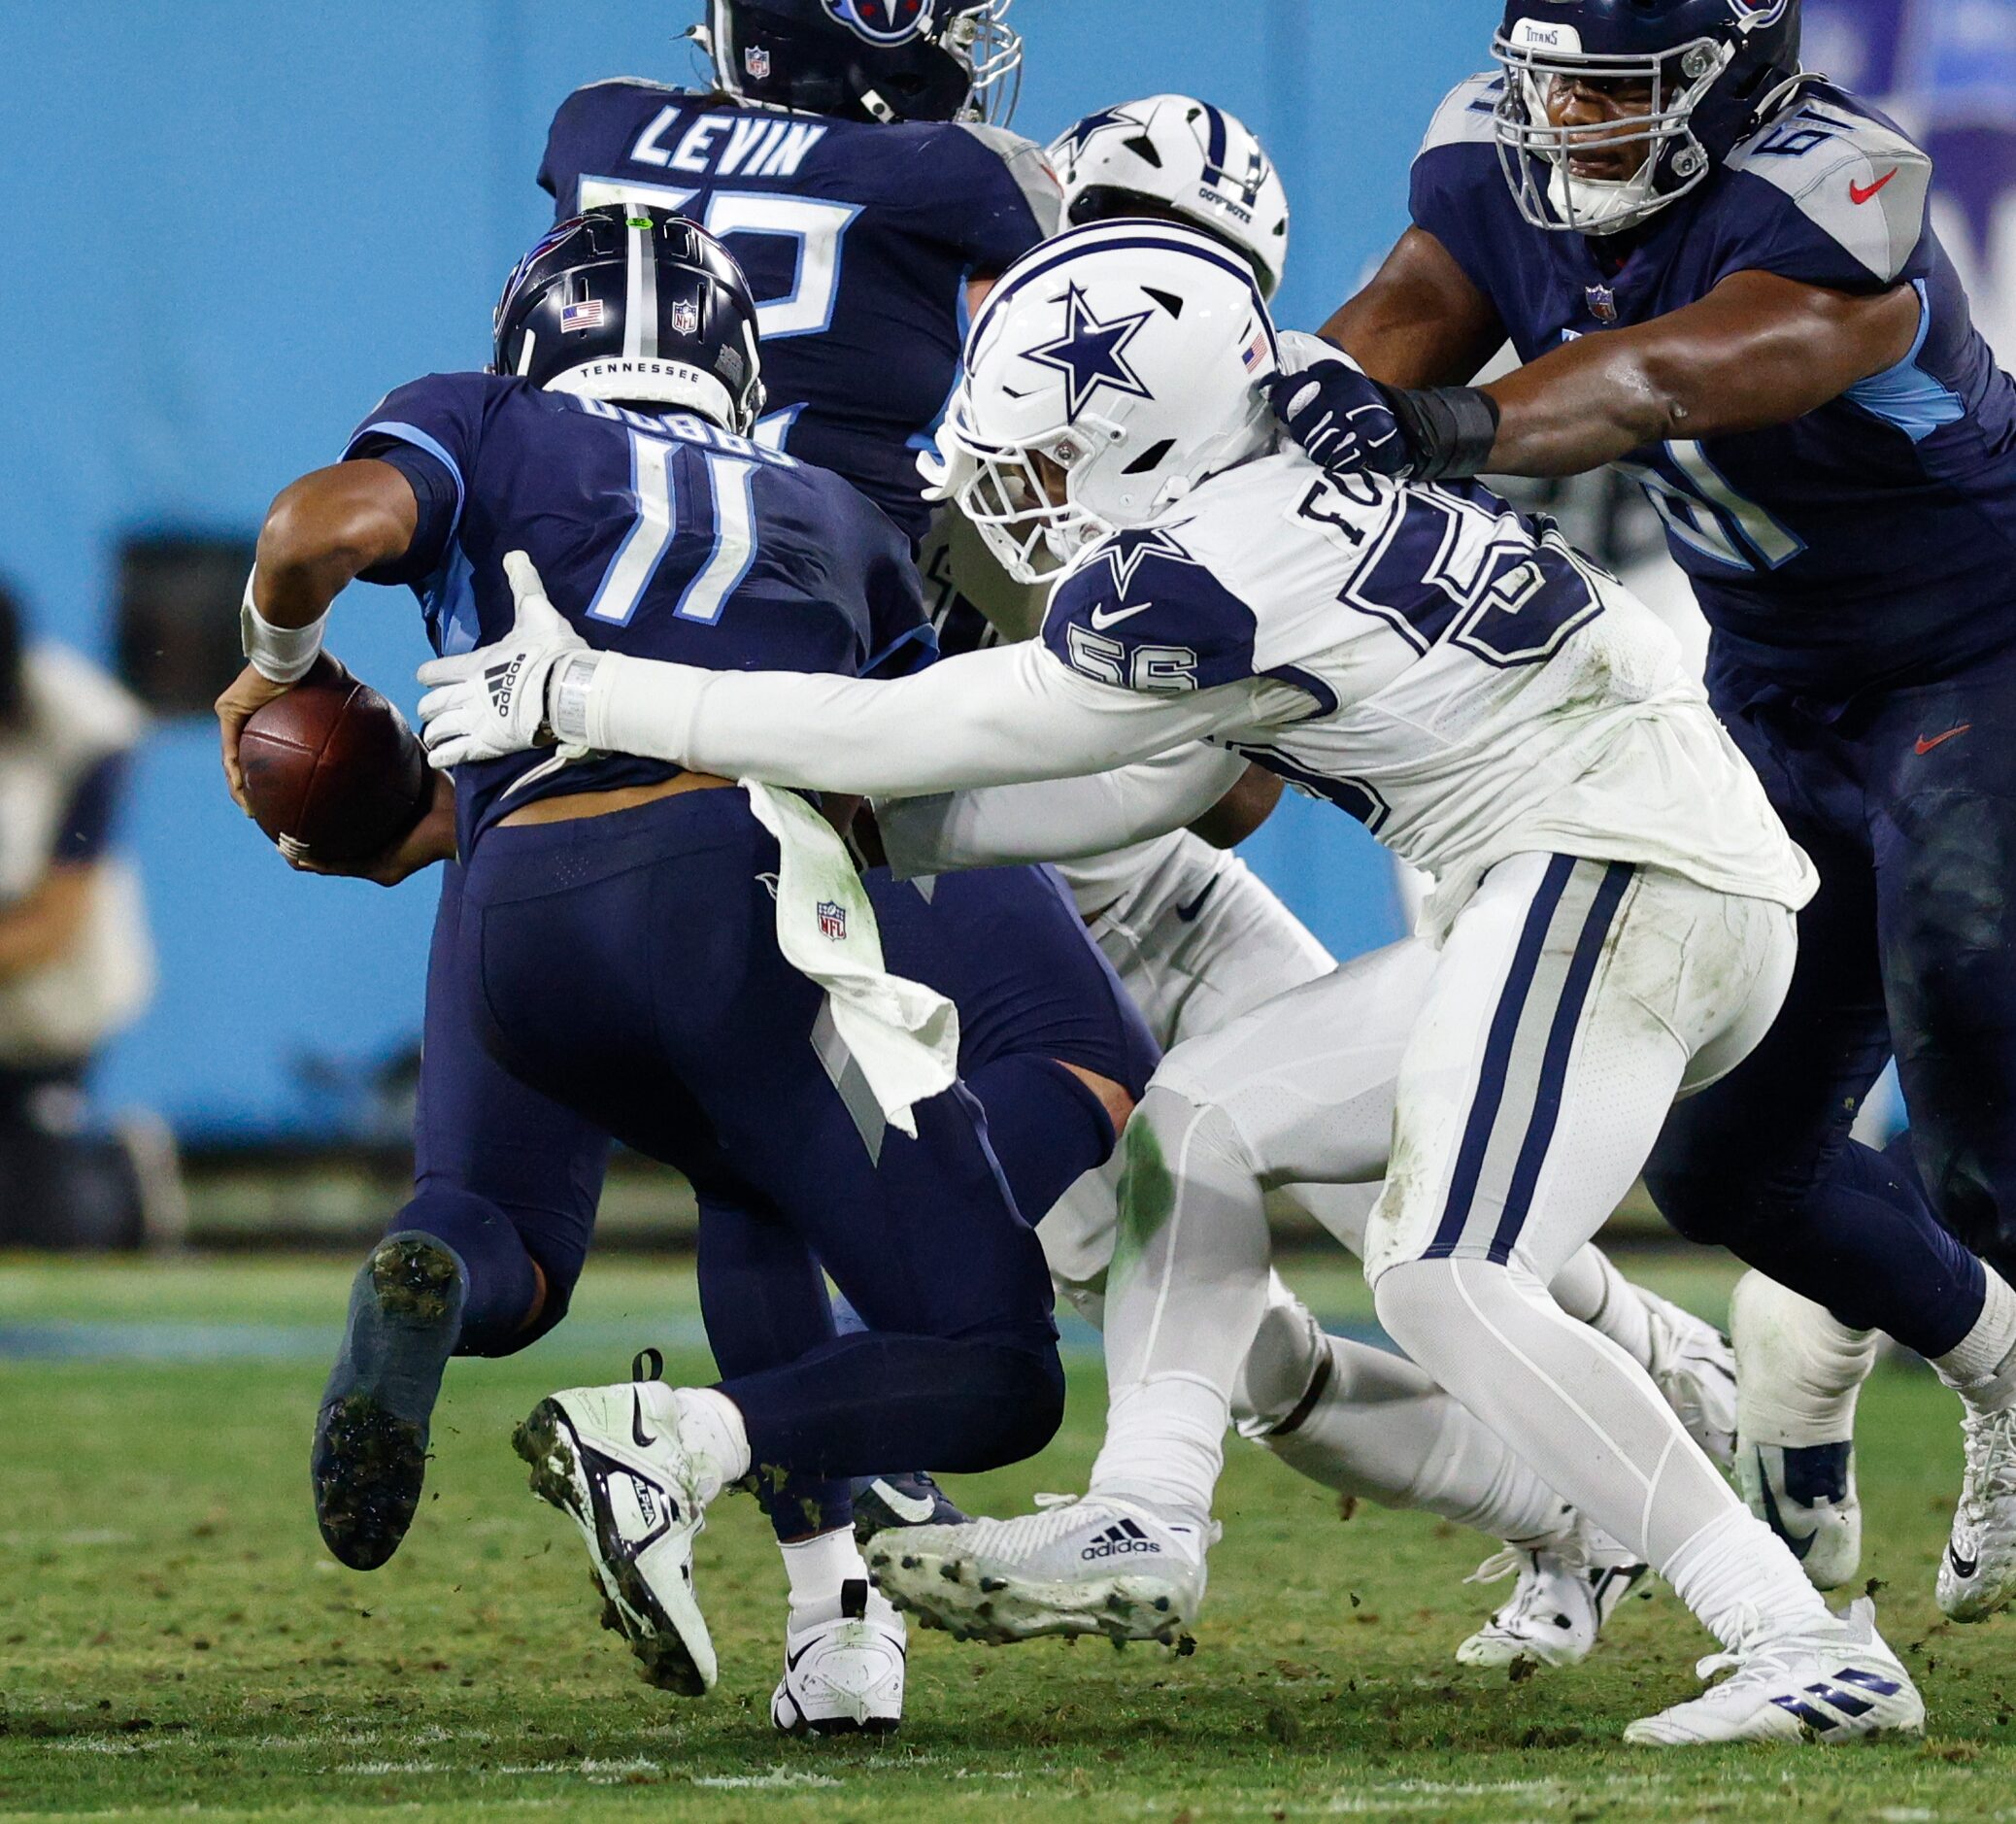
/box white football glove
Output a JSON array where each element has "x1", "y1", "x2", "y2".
[{"x1": 417, "y1": 551, "x2": 590, "y2": 771}]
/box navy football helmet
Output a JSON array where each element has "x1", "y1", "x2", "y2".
[
  {"x1": 492, "y1": 206, "x2": 765, "y2": 433},
  {"x1": 704, "y1": 0, "x2": 1022, "y2": 125},
  {"x1": 1494, "y1": 0, "x2": 1803, "y2": 235}
]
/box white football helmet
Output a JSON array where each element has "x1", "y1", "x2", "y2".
[
  {"x1": 1048, "y1": 96, "x2": 1291, "y2": 299},
  {"x1": 946, "y1": 221, "x2": 1281, "y2": 585}
]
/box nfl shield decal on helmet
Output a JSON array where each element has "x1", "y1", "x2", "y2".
[
  {"x1": 824, "y1": 0, "x2": 933, "y2": 46},
  {"x1": 744, "y1": 44, "x2": 772, "y2": 79},
  {"x1": 671, "y1": 298, "x2": 700, "y2": 336},
  {"x1": 817, "y1": 900, "x2": 849, "y2": 941},
  {"x1": 1586, "y1": 284, "x2": 1619, "y2": 324}
]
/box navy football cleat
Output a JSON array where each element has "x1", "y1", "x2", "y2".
[
  {"x1": 851, "y1": 1472, "x2": 970, "y2": 1541},
  {"x1": 311, "y1": 1233, "x2": 466, "y2": 1571}
]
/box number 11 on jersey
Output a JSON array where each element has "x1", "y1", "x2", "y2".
[{"x1": 586, "y1": 430, "x2": 760, "y2": 628}]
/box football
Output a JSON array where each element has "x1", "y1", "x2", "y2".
[{"x1": 238, "y1": 653, "x2": 432, "y2": 865}]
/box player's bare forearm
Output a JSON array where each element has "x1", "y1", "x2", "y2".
[
  {"x1": 1189, "y1": 763, "x2": 1283, "y2": 850},
  {"x1": 1480, "y1": 271, "x2": 1923, "y2": 477},
  {"x1": 1319, "y1": 228, "x2": 1507, "y2": 389},
  {"x1": 253, "y1": 461, "x2": 420, "y2": 626},
  {"x1": 0, "y1": 864, "x2": 95, "y2": 981}
]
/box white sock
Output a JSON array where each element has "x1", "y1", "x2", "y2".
[
  {"x1": 1664, "y1": 1505, "x2": 1833, "y2": 1651},
  {"x1": 1731, "y1": 1269, "x2": 1879, "y2": 1446},
  {"x1": 1089, "y1": 1376, "x2": 1227, "y2": 1528},
  {"x1": 780, "y1": 1526, "x2": 869, "y2": 1611},
  {"x1": 1935, "y1": 1268, "x2": 2016, "y2": 1410},
  {"x1": 648, "y1": 1385, "x2": 752, "y2": 1500},
  {"x1": 1548, "y1": 1246, "x2": 1655, "y2": 1370}
]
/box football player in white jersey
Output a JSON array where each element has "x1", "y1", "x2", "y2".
[
  {"x1": 419, "y1": 221, "x2": 1939, "y2": 1745},
  {"x1": 932, "y1": 95, "x2": 1741, "y2": 1669}
]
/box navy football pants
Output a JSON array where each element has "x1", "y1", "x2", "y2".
[{"x1": 1646, "y1": 642, "x2": 2016, "y2": 1348}]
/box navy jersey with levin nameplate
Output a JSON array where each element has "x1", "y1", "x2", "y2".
[
  {"x1": 539, "y1": 83, "x2": 1061, "y2": 542},
  {"x1": 1412, "y1": 75, "x2": 2016, "y2": 692},
  {"x1": 343, "y1": 372, "x2": 928, "y2": 851}
]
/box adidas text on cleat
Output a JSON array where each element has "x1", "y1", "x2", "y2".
[
  {"x1": 1640, "y1": 1289, "x2": 1738, "y2": 1469},
  {"x1": 851, "y1": 1472, "x2": 970, "y2": 1541},
  {"x1": 1456, "y1": 1537, "x2": 1648, "y2": 1670},
  {"x1": 312, "y1": 1233, "x2": 466, "y2": 1571},
  {"x1": 1938, "y1": 1406, "x2": 2016, "y2": 1621},
  {"x1": 865, "y1": 1495, "x2": 1213, "y2": 1648},
  {"x1": 771, "y1": 1578, "x2": 906, "y2": 1737},
  {"x1": 1624, "y1": 1599, "x2": 1923, "y2": 1746},
  {"x1": 513, "y1": 1379, "x2": 717, "y2": 1696},
  {"x1": 1739, "y1": 1441, "x2": 1862, "y2": 1594}
]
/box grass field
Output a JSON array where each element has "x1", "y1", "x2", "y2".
[{"x1": 5, "y1": 1251, "x2": 2015, "y2": 1823}]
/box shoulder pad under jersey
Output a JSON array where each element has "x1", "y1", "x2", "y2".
[
  {"x1": 1723, "y1": 87, "x2": 1932, "y2": 286},
  {"x1": 951, "y1": 121, "x2": 1065, "y2": 239},
  {"x1": 1417, "y1": 72, "x2": 1505, "y2": 160}
]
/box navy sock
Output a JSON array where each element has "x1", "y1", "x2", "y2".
[
  {"x1": 966, "y1": 1054, "x2": 1118, "y2": 1225},
  {"x1": 393, "y1": 1189, "x2": 543, "y2": 1357}
]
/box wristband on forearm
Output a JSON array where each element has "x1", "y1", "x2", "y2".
[
  {"x1": 240, "y1": 570, "x2": 330, "y2": 684},
  {"x1": 548, "y1": 650, "x2": 604, "y2": 749},
  {"x1": 1389, "y1": 386, "x2": 1503, "y2": 483}
]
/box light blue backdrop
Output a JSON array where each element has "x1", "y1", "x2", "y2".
[{"x1": 0, "y1": 1, "x2": 1496, "y2": 1132}]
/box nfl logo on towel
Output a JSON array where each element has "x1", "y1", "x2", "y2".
[
  {"x1": 817, "y1": 901, "x2": 848, "y2": 941},
  {"x1": 671, "y1": 298, "x2": 700, "y2": 337},
  {"x1": 561, "y1": 298, "x2": 605, "y2": 333},
  {"x1": 1586, "y1": 284, "x2": 1619, "y2": 325}
]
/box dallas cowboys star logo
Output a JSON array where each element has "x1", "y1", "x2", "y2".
[
  {"x1": 1095, "y1": 525, "x2": 1200, "y2": 599},
  {"x1": 1023, "y1": 285, "x2": 1157, "y2": 425},
  {"x1": 1055, "y1": 105, "x2": 1148, "y2": 166}
]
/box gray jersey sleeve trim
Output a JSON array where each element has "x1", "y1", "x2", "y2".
[
  {"x1": 956, "y1": 122, "x2": 1065, "y2": 240},
  {"x1": 1417, "y1": 73, "x2": 1504, "y2": 160},
  {"x1": 1725, "y1": 105, "x2": 1932, "y2": 284}
]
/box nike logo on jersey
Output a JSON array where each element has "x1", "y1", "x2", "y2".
[
  {"x1": 1916, "y1": 725, "x2": 1972, "y2": 756},
  {"x1": 1851, "y1": 168, "x2": 1899, "y2": 206},
  {"x1": 1175, "y1": 877, "x2": 1221, "y2": 925},
  {"x1": 1088, "y1": 601, "x2": 1156, "y2": 632}
]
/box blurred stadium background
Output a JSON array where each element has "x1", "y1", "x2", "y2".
[{"x1": 0, "y1": 0, "x2": 2008, "y2": 1250}]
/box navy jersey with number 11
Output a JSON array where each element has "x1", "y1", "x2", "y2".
[
  {"x1": 343, "y1": 373, "x2": 928, "y2": 853},
  {"x1": 539, "y1": 83, "x2": 1060, "y2": 542}
]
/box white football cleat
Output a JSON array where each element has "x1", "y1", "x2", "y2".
[
  {"x1": 1624, "y1": 1599, "x2": 1923, "y2": 1746},
  {"x1": 771, "y1": 1578, "x2": 906, "y2": 1736},
  {"x1": 865, "y1": 1494, "x2": 1214, "y2": 1647},
  {"x1": 1456, "y1": 1527, "x2": 1649, "y2": 1670},
  {"x1": 1639, "y1": 1289, "x2": 1738, "y2": 1469},
  {"x1": 513, "y1": 1377, "x2": 717, "y2": 1696},
  {"x1": 1938, "y1": 1405, "x2": 2016, "y2": 1621},
  {"x1": 1738, "y1": 1440, "x2": 1862, "y2": 1593}
]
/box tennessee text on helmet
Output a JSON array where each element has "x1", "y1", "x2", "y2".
[
  {"x1": 704, "y1": 0, "x2": 1022, "y2": 125},
  {"x1": 492, "y1": 205, "x2": 767, "y2": 433},
  {"x1": 1049, "y1": 95, "x2": 1292, "y2": 300},
  {"x1": 1494, "y1": 0, "x2": 1803, "y2": 236},
  {"x1": 949, "y1": 221, "x2": 1281, "y2": 585}
]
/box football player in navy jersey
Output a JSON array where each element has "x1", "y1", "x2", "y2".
[
  {"x1": 538, "y1": 0, "x2": 1045, "y2": 544},
  {"x1": 213, "y1": 208, "x2": 1156, "y2": 1733},
  {"x1": 1270, "y1": 0, "x2": 2016, "y2": 1623}
]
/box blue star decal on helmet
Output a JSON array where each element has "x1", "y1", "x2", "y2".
[
  {"x1": 1055, "y1": 105, "x2": 1148, "y2": 165},
  {"x1": 1095, "y1": 525, "x2": 1201, "y2": 600},
  {"x1": 1022, "y1": 285, "x2": 1158, "y2": 425}
]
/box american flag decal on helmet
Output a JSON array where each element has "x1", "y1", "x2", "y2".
[
  {"x1": 561, "y1": 299, "x2": 606, "y2": 333},
  {"x1": 817, "y1": 901, "x2": 849, "y2": 941}
]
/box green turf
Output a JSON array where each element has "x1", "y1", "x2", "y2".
[{"x1": 4, "y1": 1252, "x2": 2014, "y2": 1822}]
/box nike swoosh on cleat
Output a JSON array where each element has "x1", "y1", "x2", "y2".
[
  {"x1": 868, "y1": 1479, "x2": 939, "y2": 1525},
  {"x1": 1950, "y1": 1542, "x2": 1980, "y2": 1580},
  {"x1": 786, "y1": 1638, "x2": 821, "y2": 1672},
  {"x1": 1175, "y1": 878, "x2": 1220, "y2": 924},
  {"x1": 631, "y1": 1393, "x2": 656, "y2": 1450},
  {"x1": 1755, "y1": 1458, "x2": 1818, "y2": 1561},
  {"x1": 1916, "y1": 725, "x2": 1972, "y2": 756}
]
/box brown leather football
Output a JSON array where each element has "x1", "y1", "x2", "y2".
[{"x1": 239, "y1": 654, "x2": 431, "y2": 865}]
